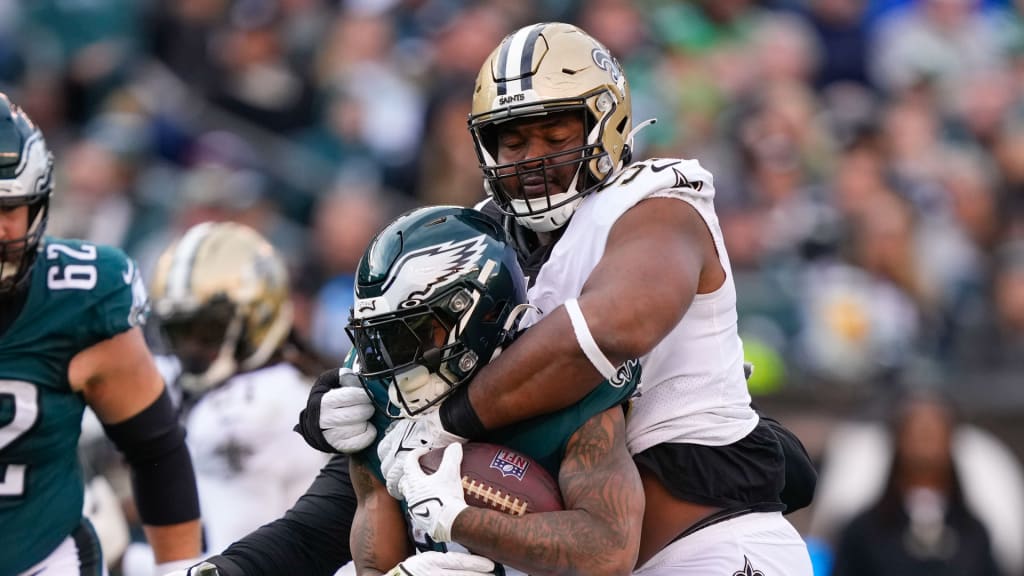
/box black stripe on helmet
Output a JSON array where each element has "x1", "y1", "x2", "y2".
[{"x1": 519, "y1": 24, "x2": 546, "y2": 91}]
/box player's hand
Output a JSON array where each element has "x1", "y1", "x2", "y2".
[
  {"x1": 384, "y1": 550, "x2": 495, "y2": 575},
  {"x1": 295, "y1": 368, "x2": 376, "y2": 454},
  {"x1": 399, "y1": 444, "x2": 469, "y2": 543},
  {"x1": 379, "y1": 409, "x2": 466, "y2": 498},
  {"x1": 159, "y1": 560, "x2": 219, "y2": 576}
]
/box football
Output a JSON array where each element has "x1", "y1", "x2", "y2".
[{"x1": 418, "y1": 442, "x2": 564, "y2": 516}]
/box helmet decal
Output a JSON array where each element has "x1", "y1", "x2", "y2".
[
  {"x1": 591, "y1": 47, "x2": 622, "y2": 85},
  {"x1": 380, "y1": 234, "x2": 488, "y2": 310},
  {"x1": 495, "y1": 23, "x2": 546, "y2": 97}
]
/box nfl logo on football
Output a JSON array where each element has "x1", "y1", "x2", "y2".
[{"x1": 490, "y1": 450, "x2": 529, "y2": 480}]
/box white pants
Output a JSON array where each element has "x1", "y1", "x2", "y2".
[
  {"x1": 17, "y1": 520, "x2": 108, "y2": 576},
  {"x1": 633, "y1": 512, "x2": 813, "y2": 576}
]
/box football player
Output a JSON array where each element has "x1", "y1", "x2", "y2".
[
  {"x1": 144, "y1": 222, "x2": 329, "y2": 558},
  {"x1": 345, "y1": 205, "x2": 643, "y2": 576},
  {"x1": 0, "y1": 93, "x2": 203, "y2": 574},
  {"x1": 338, "y1": 22, "x2": 816, "y2": 575}
]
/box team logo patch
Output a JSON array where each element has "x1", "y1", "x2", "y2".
[
  {"x1": 733, "y1": 556, "x2": 765, "y2": 576},
  {"x1": 490, "y1": 449, "x2": 530, "y2": 480},
  {"x1": 591, "y1": 47, "x2": 622, "y2": 84},
  {"x1": 609, "y1": 358, "x2": 641, "y2": 389}
]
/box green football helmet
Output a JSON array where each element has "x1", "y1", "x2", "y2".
[
  {"x1": 346, "y1": 206, "x2": 528, "y2": 417},
  {"x1": 0, "y1": 93, "x2": 54, "y2": 293}
]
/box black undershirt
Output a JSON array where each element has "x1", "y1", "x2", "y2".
[{"x1": 0, "y1": 286, "x2": 28, "y2": 338}]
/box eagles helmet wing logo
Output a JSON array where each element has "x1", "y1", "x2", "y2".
[
  {"x1": 733, "y1": 556, "x2": 765, "y2": 576},
  {"x1": 382, "y1": 235, "x2": 488, "y2": 306}
]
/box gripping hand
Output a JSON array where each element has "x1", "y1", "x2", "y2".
[
  {"x1": 384, "y1": 550, "x2": 494, "y2": 575},
  {"x1": 295, "y1": 368, "x2": 376, "y2": 454},
  {"x1": 399, "y1": 444, "x2": 469, "y2": 543},
  {"x1": 378, "y1": 409, "x2": 466, "y2": 498}
]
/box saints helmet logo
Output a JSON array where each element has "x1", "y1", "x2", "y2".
[
  {"x1": 591, "y1": 47, "x2": 622, "y2": 84},
  {"x1": 733, "y1": 556, "x2": 765, "y2": 576}
]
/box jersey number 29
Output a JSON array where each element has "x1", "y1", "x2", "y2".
[{"x1": 46, "y1": 243, "x2": 97, "y2": 291}]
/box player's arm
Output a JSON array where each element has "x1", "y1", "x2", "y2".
[
  {"x1": 200, "y1": 454, "x2": 355, "y2": 576},
  {"x1": 70, "y1": 325, "x2": 202, "y2": 564},
  {"x1": 450, "y1": 408, "x2": 644, "y2": 576},
  {"x1": 350, "y1": 456, "x2": 412, "y2": 575},
  {"x1": 444, "y1": 197, "x2": 704, "y2": 434}
]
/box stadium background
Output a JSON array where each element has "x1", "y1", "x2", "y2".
[{"x1": 7, "y1": 0, "x2": 1024, "y2": 574}]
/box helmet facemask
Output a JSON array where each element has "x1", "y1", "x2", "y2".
[
  {"x1": 159, "y1": 297, "x2": 245, "y2": 394},
  {"x1": 348, "y1": 285, "x2": 510, "y2": 418}
]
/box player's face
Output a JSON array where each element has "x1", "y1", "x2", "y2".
[
  {"x1": 494, "y1": 111, "x2": 585, "y2": 201},
  {"x1": 161, "y1": 314, "x2": 231, "y2": 376},
  {"x1": 0, "y1": 204, "x2": 30, "y2": 262}
]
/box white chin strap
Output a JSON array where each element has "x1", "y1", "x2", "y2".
[
  {"x1": 390, "y1": 364, "x2": 453, "y2": 417},
  {"x1": 509, "y1": 166, "x2": 585, "y2": 233},
  {"x1": 510, "y1": 191, "x2": 584, "y2": 233}
]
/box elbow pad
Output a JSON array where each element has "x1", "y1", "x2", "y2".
[{"x1": 102, "y1": 387, "x2": 200, "y2": 525}]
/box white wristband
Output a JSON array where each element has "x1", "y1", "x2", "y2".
[{"x1": 564, "y1": 298, "x2": 617, "y2": 379}]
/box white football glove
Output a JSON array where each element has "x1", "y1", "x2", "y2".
[
  {"x1": 319, "y1": 369, "x2": 377, "y2": 453},
  {"x1": 378, "y1": 409, "x2": 466, "y2": 498},
  {"x1": 399, "y1": 444, "x2": 469, "y2": 543},
  {"x1": 384, "y1": 550, "x2": 495, "y2": 575},
  {"x1": 321, "y1": 386, "x2": 376, "y2": 452}
]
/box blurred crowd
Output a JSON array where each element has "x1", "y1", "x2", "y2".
[
  {"x1": 7, "y1": 0, "x2": 1024, "y2": 573},
  {"x1": 4, "y1": 0, "x2": 1024, "y2": 403}
]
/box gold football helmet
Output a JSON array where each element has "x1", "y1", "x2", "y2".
[
  {"x1": 469, "y1": 22, "x2": 633, "y2": 232},
  {"x1": 150, "y1": 221, "x2": 293, "y2": 394}
]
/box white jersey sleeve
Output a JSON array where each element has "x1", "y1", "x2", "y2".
[{"x1": 526, "y1": 158, "x2": 758, "y2": 453}]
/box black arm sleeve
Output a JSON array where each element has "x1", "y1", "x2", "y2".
[
  {"x1": 760, "y1": 413, "x2": 817, "y2": 514},
  {"x1": 102, "y1": 387, "x2": 200, "y2": 525},
  {"x1": 205, "y1": 454, "x2": 356, "y2": 576}
]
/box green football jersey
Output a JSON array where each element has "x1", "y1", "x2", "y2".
[
  {"x1": 0, "y1": 237, "x2": 146, "y2": 574},
  {"x1": 353, "y1": 352, "x2": 642, "y2": 572}
]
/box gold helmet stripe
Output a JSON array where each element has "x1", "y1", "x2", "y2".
[
  {"x1": 497, "y1": 23, "x2": 545, "y2": 96},
  {"x1": 167, "y1": 221, "x2": 215, "y2": 301}
]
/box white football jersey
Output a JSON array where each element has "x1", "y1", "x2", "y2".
[
  {"x1": 525, "y1": 158, "x2": 758, "y2": 454},
  {"x1": 185, "y1": 362, "x2": 329, "y2": 554}
]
